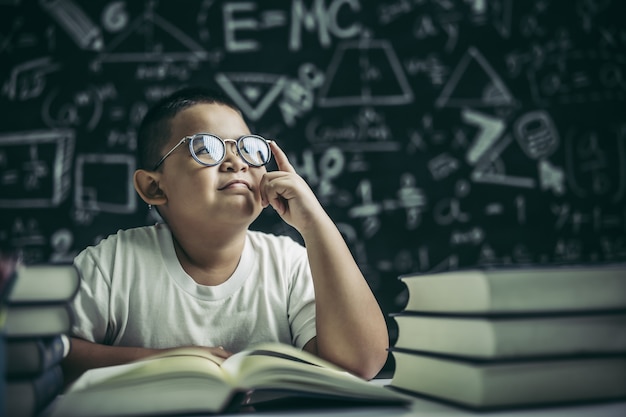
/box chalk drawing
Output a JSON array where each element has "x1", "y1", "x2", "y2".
[
  {"x1": 305, "y1": 107, "x2": 401, "y2": 152},
  {"x1": 478, "y1": 242, "x2": 514, "y2": 265},
  {"x1": 102, "y1": 1, "x2": 129, "y2": 33},
  {"x1": 551, "y1": 203, "x2": 625, "y2": 236},
  {"x1": 538, "y1": 159, "x2": 565, "y2": 195},
  {"x1": 289, "y1": 0, "x2": 362, "y2": 51},
  {"x1": 516, "y1": 195, "x2": 526, "y2": 224},
  {"x1": 3, "y1": 57, "x2": 61, "y2": 101},
  {"x1": 428, "y1": 152, "x2": 459, "y2": 181},
  {"x1": 513, "y1": 110, "x2": 559, "y2": 160},
  {"x1": 42, "y1": 85, "x2": 104, "y2": 131},
  {"x1": 40, "y1": 0, "x2": 104, "y2": 51},
  {"x1": 216, "y1": 72, "x2": 287, "y2": 121},
  {"x1": 49, "y1": 228, "x2": 77, "y2": 263},
  {"x1": 277, "y1": 64, "x2": 325, "y2": 126},
  {"x1": 0, "y1": 14, "x2": 23, "y2": 54},
  {"x1": 396, "y1": 173, "x2": 427, "y2": 229},
  {"x1": 8, "y1": 217, "x2": 46, "y2": 248},
  {"x1": 425, "y1": 250, "x2": 459, "y2": 273},
  {"x1": 594, "y1": 207, "x2": 626, "y2": 232},
  {"x1": 318, "y1": 38, "x2": 413, "y2": 107},
  {"x1": 74, "y1": 153, "x2": 136, "y2": 214},
  {"x1": 433, "y1": 197, "x2": 470, "y2": 226},
  {"x1": 435, "y1": 46, "x2": 516, "y2": 108},
  {"x1": 528, "y1": 50, "x2": 626, "y2": 105},
  {"x1": 462, "y1": 108, "x2": 506, "y2": 165},
  {"x1": 471, "y1": 134, "x2": 536, "y2": 188},
  {"x1": 553, "y1": 238, "x2": 583, "y2": 263},
  {"x1": 484, "y1": 202, "x2": 504, "y2": 215},
  {"x1": 92, "y1": 3, "x2": 207, "y2": 67},
  {"x1": 491, "y1": 0, "x2": 513, "y2": 38},
  {"x1": 0, "y1": 129, "x2": 74, "y2": 208},
  {"x1": 565, "y1": 127, "x2": 624, "y2": 201},
  {"x1": 404, "y1": 54, "x2": 449, "y2": 85},
  {"x1": 349, "y1": 179, "x2": 382, "y2": 218},
  {"x1": 600, "y1": 236, "x2": 626, "y2": 260},
  {"x1": 450, "y1": 227, "x2": 484, "y2": 246}
]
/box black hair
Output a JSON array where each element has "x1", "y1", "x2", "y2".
[{"x1": 136, "y1": 86, "x2": 241, "y2": 170}]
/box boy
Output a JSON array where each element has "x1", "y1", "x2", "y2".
[{"x1": 63, "y1": 87, "x2": 388, "y2": 384}]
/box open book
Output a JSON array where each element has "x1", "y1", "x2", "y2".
[{"x1": 49, "y1": 343, "x2": 410, "y2": 416}]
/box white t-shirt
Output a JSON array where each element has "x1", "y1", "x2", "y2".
[{"x1": 70, "y1": 224, "x2": 317, "y2": 352}]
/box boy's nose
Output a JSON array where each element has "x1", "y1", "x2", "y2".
[
  {"x1": 221, "y1": 140, "x2": 247, "y2": 170},
  {"x1": 223, "y1": 140, "x2": 236, "y2": 155}
]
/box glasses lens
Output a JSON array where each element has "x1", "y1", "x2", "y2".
[
  {"x1": 192, "y1": 135, "x2": 225, "y2": 166},
  {"x1": 238, "y1": 135, "x2": 271, "y2": 166}
]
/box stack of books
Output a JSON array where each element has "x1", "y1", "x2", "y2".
[
  {"x1": 3, "y1": 264, "x2": 79, "y2": 417},
  {"x1": 389, "y1": 264, "x2": 626, "y2": 410},
  {"x1": 1, "y1": 249, "x2": 22, "y2": 417}
]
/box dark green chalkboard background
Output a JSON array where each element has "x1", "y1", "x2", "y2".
[{"x1": 1, "y1": 1, "x2": 625, "y2": 361}]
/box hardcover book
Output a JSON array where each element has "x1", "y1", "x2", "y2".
[
  {"x1": 4, "y1": 303, "x2": 73, "y2": 338},
  {"x1": 392, "y1": 313, "x2": 626, "y2": 359},
  {"x1": 8, "y1": 264, "x2": 79, "y2": 304},
  {"x1": 6, "y1": 365, "x2": 64, "y2": 417},
  {"x1": 6, "y1": 334, "x2": 71, "y2": 377},
  {"x1": 399, "y1": 264, "x2": 626, "y2": 314},
  {"x1": 390, "y1": 350, "x2": 626, "y2": 409},
  {"x1": 50, "y1": 342, "x2": 410, "y2": 417}
]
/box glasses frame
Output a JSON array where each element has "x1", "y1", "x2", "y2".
[{"x1": 153, "y1": 133, "x2": 273, "y2": 171}]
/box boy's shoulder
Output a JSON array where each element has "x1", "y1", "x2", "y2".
[
  {"x1": 78, "y1": 224, "x2": 166, "y2": 255},
  {"x1": 246, "y1": 230, "x2": 305, "y2": 252},
  {"x1": 247, "y1": 229, "x2": 302, "y2": 244}
]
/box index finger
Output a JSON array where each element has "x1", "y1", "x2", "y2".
[{"x1": 269, "y1": 141, "x2": 297, "y2": 174}]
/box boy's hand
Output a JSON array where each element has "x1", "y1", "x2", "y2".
[
  {"x1": 260, "y1": 141, "x2": 326, "y2": 233},
  {"x1": 177, "y1": 345, "x2": 232, "y2": 359},
  {"x1": 202, "y1": 346, "x2": 233, "y2": 359}
]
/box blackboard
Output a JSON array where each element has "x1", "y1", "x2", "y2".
[{"x1": 1, "y1": 0, "x2": 626, "y2": 330}]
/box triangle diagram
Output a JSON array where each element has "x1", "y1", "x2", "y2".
[
  {"x1": 436, "y1": 46, "x2": 515, "y2": 108},
  {"x1": 215, "y1": 73, "x2": 286, "y2": 121},
  {"x1": 95, "y1": 11, "x2": 207, "y2": 64}
]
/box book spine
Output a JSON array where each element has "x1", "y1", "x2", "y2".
[
  {"x1": 40, "y1": 335, "x2": 68, "y2": 371},
  {"x1": 5, "y1": 302, "x2": 75, "y2": 338},
  {"x1": 0, "y1": 330, "x2": 5, "y2": 417},
  {"x1": 7, "y1": 335, "x2": 69, "y2": 377},
  {"x1": 6, "y1": 365, "x2": 64, "y2": 417},
  {"x1": 8, "y1": 264, "x2": 79, "y2": 304},
  {"x1": 33, "y1": 366, "x2": 64, "y2": 411}
]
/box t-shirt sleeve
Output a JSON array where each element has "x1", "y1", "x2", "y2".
[
  {"x1": 70, "y1": 248, "x2": 113, "y2": 344},
  {"x1": 285, "y1": 240, "x2": 317, "y2": 348}
]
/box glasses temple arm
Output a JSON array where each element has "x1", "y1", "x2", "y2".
[{"x1": 152, "y1": 137, "x2": 189, "y2": 170}]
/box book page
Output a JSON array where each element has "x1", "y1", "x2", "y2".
[
  {"x1": 52, "y1": 352, "x2": 236, "y2": 417},
  {"x1": 220, "y1": 342, "x2": 343, "y2": 380},
  {"x1": 68, "y1": 348, "x2": 229, "y2": 392},
  {"x1": 221, "y1": 343, "x2": 407, "y2": 403}
]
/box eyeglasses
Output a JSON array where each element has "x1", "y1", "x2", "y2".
[{"x1": 153, "y1": 133, "x2": 273, "y2": 171}]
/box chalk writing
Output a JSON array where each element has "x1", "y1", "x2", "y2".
[{"x1": 0, "y1": 0, "x2": 624, "y2": 318}]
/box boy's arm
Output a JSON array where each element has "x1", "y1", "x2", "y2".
[
  {"x1": 62, "y1": 337, "x2": 232, "y2": 386},
  {"x1": 62, "y1": 337, "x2": 160, "y2": 385},
  {"x1": 260, "y1": 142, "x2": 388, "y2": 380}
]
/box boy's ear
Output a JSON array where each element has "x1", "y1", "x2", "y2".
[{"x1": 133, "y1": 169, "x2": 166, "y2": 206}]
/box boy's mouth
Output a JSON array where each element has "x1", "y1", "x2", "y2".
[{"x1": 218, "y1": 179, "x2": 252, "y2": 190}]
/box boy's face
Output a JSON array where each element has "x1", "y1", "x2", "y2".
[{"x1": 155, "y1": 102, "x2": 267, "y2": 229}]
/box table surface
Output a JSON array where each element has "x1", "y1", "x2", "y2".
[
  {"x1": 41, "y1": 379, "x2": 626, "y2": 417},
  {"x1": 214, "y1": 379, "x2": 626, "y2": 417}
]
